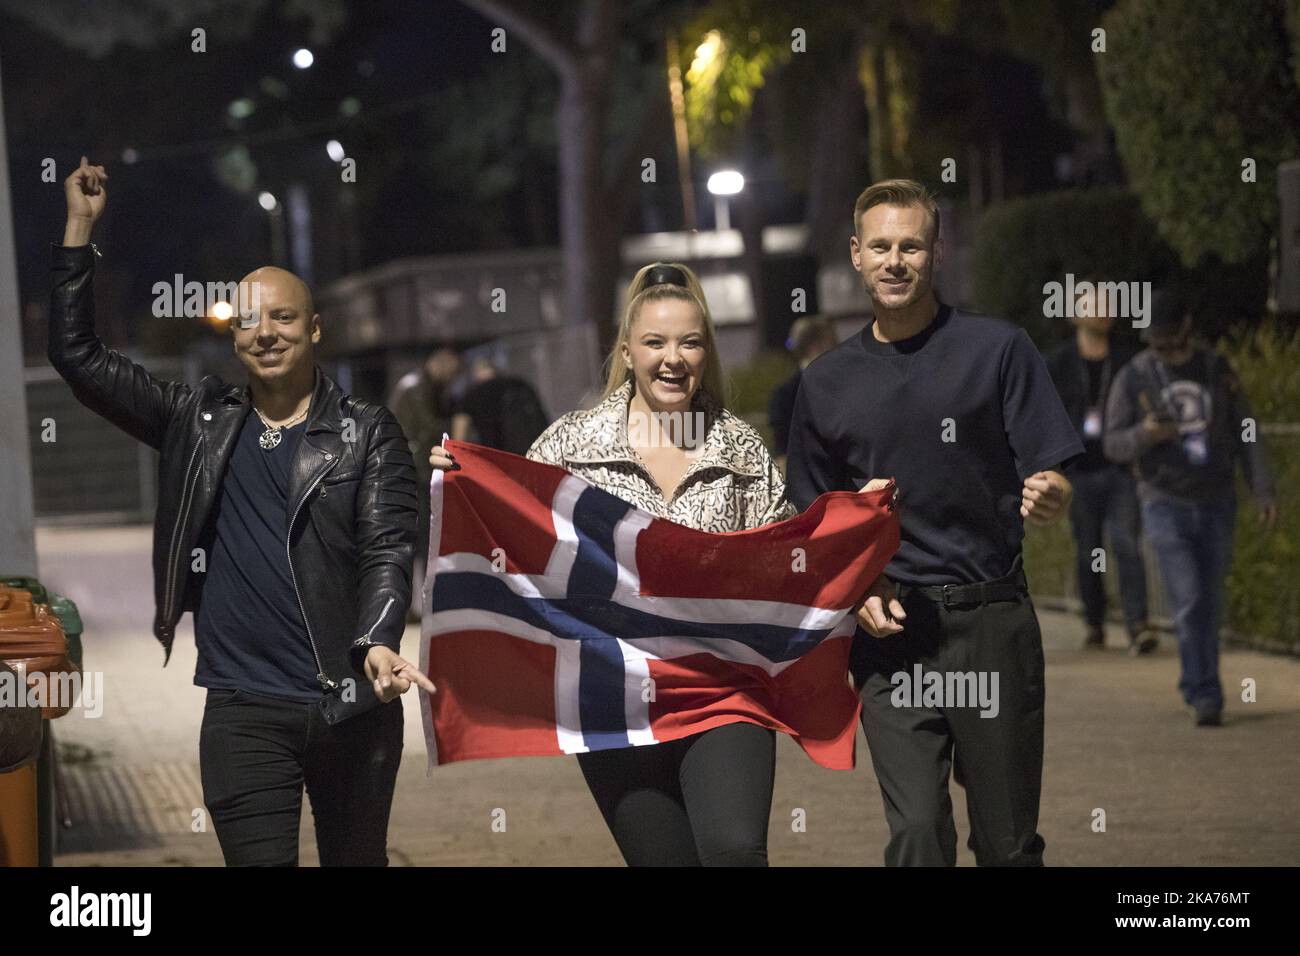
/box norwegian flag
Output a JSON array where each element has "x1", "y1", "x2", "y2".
[{"x1": 419, "y1": 440, "x2": 898, "y2": 770}]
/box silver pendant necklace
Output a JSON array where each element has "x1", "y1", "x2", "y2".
[{"x1": 254, "y1": 406, "x2": 308, "y2": 450}]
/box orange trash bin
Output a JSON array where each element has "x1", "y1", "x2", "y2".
[{"x1": 0, "y1": 586, "x2": 77, "y2": 867}]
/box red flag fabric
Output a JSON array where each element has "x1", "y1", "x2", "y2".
[{"x1": 420, "y1": 439, "x2": 898, "y2": 770}]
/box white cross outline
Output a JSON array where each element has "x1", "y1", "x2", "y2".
[{"x1": 419, "y1": 470, "x2": 857, "y2": 769}]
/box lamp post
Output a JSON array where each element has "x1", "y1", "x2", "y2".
[
  {"x1": 327, "y1": 140, "x2": 360, "y2": 273},
  {"x1": 259, "y1": 191, "x2": 286, "y2": 267},
  {"x1": 706, "y1": 169, "x2": 744, "y2": 231}
]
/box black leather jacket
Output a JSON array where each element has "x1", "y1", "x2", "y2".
[{"x1": 48, "y1": 244, "x2": 418, "y2": 724}]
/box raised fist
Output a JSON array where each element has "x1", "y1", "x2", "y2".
[{"x1": 64, "y1": 156, "x2": 108, "y2": 225}]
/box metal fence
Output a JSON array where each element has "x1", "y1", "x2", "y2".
[
  {"x1": 23, "y1": 327, "x2": 604, "y2": 523},
  {"x1": 24, "y1": 360, "x2": 196, "y2": 523},
  {"x1": 1028, "y1": 425, "x2": 1297, "y2": 649},
  {"x1": 1037, "y1": 524, "x2": 1173, "y2": 623}
]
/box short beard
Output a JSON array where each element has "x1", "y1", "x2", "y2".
[{"x1": 866, "y1": 275, "x2": 926, "y2": 311}]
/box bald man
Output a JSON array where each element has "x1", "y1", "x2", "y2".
[{"x1": 49, "y1": 158, "x2": 431, "y2": 866}]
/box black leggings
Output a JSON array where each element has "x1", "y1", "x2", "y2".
[{"x1": 576, "y1": 722, "x2": 776, "y2": 866}]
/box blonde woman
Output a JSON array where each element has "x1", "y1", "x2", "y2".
[{"x1": 431, "y1": 262, "x2": 793, "y2": 865}]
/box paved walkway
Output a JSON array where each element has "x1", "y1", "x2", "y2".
[{"x1": 34, "y1": 525, "x2": 1300, "y2": 866}]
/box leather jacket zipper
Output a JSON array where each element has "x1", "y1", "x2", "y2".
[
  {"x1": 287, "y1": 457, "x2": 339, "y2": 692},
  {"x1": 162, "y1": 443, "x2": 203, "y2": 626},
  {"x1": 363, "y1": 596, "x2": 396, "y2": 643}
]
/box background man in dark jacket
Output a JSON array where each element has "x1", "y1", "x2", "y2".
[
  {"x1": 768, "y1": 316, "x2": 840, "y2": 474},
  {"x1": 1045, "y1": 282, "x2": 1153, "y2": 653},
  {"x1": 390, "y1": 347, "x2": 462, "y2": 618},
  {"x1": 451, "y1": 357, "x2": 550, "y2": 455},
  {"x1": 49, "y1": 157, "x2": 433, "y2": 865},
  {"x1": 1104, "y1": 291, "x2": 1276, "y2": 727}
]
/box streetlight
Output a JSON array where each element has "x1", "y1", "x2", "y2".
[
  {"x1": 207, "y1": 299, "x2": 233, "y2": 331},
  {"x1": 691, "y1": 31, "x2": 722, "y2": 76},
  {"x1": 326, "y1": 140, "x2": 359, "y2": 270},
  {"x1": 259, "y1": 192, "x2": 286, "y2": 266},
  {"x1": 706, "y1": 170, "x2": 744, "y2": 231},
  {"x1": 293, "y1": 48, "x2": 314, "y2": 69}
]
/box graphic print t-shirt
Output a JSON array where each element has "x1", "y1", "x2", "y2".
[{"x1": 1109, "y1": 350, "x2": 1242, "y2": 502}]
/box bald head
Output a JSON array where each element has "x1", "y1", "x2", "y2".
[
  {"x1": 231, "y1": 266, "x2": 320, "y2": 387},
  {"x1": 240, "y1": 266, "x2": 315, "y2": 318}
]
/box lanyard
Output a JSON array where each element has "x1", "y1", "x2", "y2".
[{"x1": 1078, "y1": 350, "x2": 1112, "y2": 406}]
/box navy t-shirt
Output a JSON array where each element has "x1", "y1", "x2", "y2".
[
  {"x1": 194, "y1": 412, "x2": 321, "y2": 700},
  {"x1": 787, "y1": 305, "x2": 1083, "y2": 586}
]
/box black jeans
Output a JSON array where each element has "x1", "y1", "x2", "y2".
[
  {"x1": 851, "y1": 589, "x2": 1046, "y2": 867},
  {"x1": 576, "y1": 722, "x2": 775, "y2": 866},
  {"x1": 199, "y1": 688, "x2": 404, "y2": 866},
  {"x1": 1068, "y1": 466, "x2": 1148, "y2": 633}
]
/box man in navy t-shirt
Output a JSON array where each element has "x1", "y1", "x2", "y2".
[{"x1": 787, "y1": 179, "x2": 1082, "y2": 866}]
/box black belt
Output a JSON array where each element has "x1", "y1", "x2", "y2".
[{"x1": 906, "y1": 569, "x2": 1028, "y2": 608}]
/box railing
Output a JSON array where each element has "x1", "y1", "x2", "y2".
[
  {"x1": 23, "y1": 327, "x2": 605, "y2": 522},
  {"x1": 1024, "y1": 424, "x2": 1297, "y2": 653},
  {"x1": 24, "y1": 360, "x2": 196, "y2": 523}
]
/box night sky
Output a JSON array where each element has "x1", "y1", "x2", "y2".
[{"x1": 2, "y1": 0, "x2": 519, "y2": 350}]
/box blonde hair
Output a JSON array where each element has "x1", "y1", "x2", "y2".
[
  {"x1": 602, "y1": 262, "x2": 727, "y2": 405},
  {"x1": 853, "y1": 178, "x2": 941, "y2": 243}
]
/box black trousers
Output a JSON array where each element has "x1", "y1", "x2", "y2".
[
  {"x1": 198, "y1": 688, "x2": 404, "y2": 866},
  {"x1": 1068, "y1": 466, "x2": 1149, "y2": 633},
  {"x1": 850, "y1": 588, "x2": 1046, "y2": 866},
  {"x1": 576, "y1": 721, "x2": 776, "y2": 866}
]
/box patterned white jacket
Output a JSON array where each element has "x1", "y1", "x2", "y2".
[{"x1": 526, "y1": 380, "x2": 795, "y2": 533}]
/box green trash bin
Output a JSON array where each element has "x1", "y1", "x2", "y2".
[{"x1": 48, "y1": 594, "x2": 83, "y2": 671}]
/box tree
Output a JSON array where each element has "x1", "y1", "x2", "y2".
[
  {"x1": 1098, "y1": 0, "x2": 1300, "y2": 267},
  {"x1": 676, "y1": 0, "x2": 1108, "y2": 271},
  {"x1": 456, "y1": 0, "x2": 674, "y2": 354}
]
